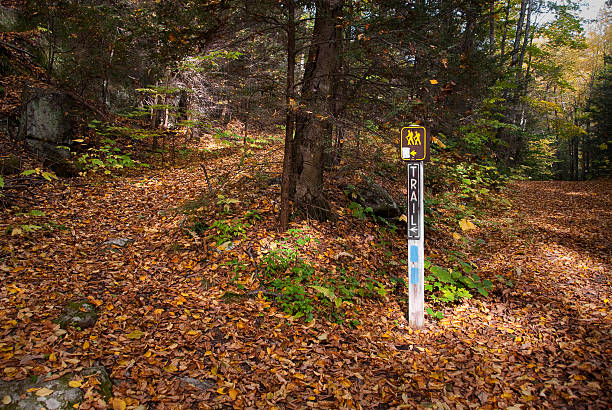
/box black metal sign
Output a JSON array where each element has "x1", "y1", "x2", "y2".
[{"x1": 407, "y1": 163, "x2": 420, "y2": 239}]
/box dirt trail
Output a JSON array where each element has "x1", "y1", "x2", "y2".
[
  {"x1": 1, "y1": 161, "x2": 611, "y2": 408},
  {"x1": 465, "y1": 180, "x2": 612, "y2": 408}
]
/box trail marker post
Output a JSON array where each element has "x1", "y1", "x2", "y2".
[{"x1": 400, "y1": 126, "x2": 430, "y2": 328}]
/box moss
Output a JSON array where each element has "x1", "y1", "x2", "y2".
[
  {"x1": 221, "y1": 291, "x2": 247, "y2": 302},
  {"x1": 57, "y1": 300, "x2": 98, "y2": 329},
  {"x1": 82, "y1": 366, "x2": 112, "y2": 400}
]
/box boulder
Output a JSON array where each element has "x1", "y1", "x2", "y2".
[
  {"x1": 99, "y1": 237, "x2": 133, "y2": 254},
  {"x1": 0, "y1": 154, "x2": 20, "y2": 175},
  {"x1": 56, "y1": 300, "x2": 98, "y2": 329},
  {"x1": 355, "y1": 181, "x2": 401, "y2": 218},
  {"x1": 18, "y1": 87, "x2": 86, "y2": 176},
  {"x1": 0, "y1": 366, "x2": 111, "y2": 409}
]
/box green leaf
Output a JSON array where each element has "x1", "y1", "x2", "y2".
[
  {"x1": 21, "y1": 169, "x2": 37, "y2": 176},
  {"x1": 309, "y1": 285, "x2": 336, "y2": 302},
  {"x1": 0, "y1": 176, "x2": 4, "y2": 188},
  {"x1": 430, "y1": 265, "x2": 452, "y2": 283},
  {"x1": 28, "y1": 210, "x2": 45, "y2": 217},
  {"x1": 477, "y1": 287, "x2": 489, "y2": 297},
  {"x1": 460, "y1": 261, "x2": 473, "y2": 273},
  {"x1": 21, "y1": 224, "x2": 42, "y2": 233},
  {"x1": 41, "y1": 172, "x2": 57, "y2": 181}
]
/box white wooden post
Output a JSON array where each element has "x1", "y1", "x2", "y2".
[{"x1": 407, "y1": 161, "x2": 425, "y2": 328}]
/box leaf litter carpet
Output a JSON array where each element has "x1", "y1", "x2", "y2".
[{"x1": 1, "y1": 153, "x2": 610, "y2": 409}]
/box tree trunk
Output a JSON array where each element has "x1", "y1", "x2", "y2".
[
  {"x1": 511, "y1": 0, "x2": 528, "y2": 67},
  {"x1": 500, "y1": 0, "x2": 511, "y2": 60},
  {"x1": 280, "y1": 0, "x2": 296, "y2": 230},
  {"x1": 291, "y1": 0, "x2": 343, "y2": 221},
  {"x1": 517, "y1": 0, "x2": 533, "y2": 72},
  {"x1": 489, "y1": 2, "x2": 495, "y2": 56}
]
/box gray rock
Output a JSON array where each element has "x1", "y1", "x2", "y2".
[
  {"x1": 214, "y1": 240, "x2": 236, "y2": 253},
  {"x1": 334, "y1": 251, "x2": 355, "y2": 261},
  {"x1": 355, "y1": 181, "x2": 401, "y2": 218},
  {"x1": 102, "y1": 238, "x2": 132, "y2": 247},
  {"x1": 0, "y1": 366, "x2": 110, "y2": 409},
  {"x1": 99, "y1": 238, "x2": 133, "y2": 253},
  {"x1": 180, "y1": 377, "x2": 214, "y2": 391},
  {"x1": 57, "y1": 300, "x2": 98, "y2": 329},
  {"x1": 18, "y1": 87, "x2": 82, "y2": 159}
]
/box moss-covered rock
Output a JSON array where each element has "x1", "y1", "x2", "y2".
[
  {"x1": 56, "y1": 300, "x2": 98, "y2": 329},
  {"x1": 0, "y1": 366, "x2": 110, "y2": 409}
]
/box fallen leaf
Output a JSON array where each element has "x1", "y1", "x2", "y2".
[
  {"x1": 126, "y1": 330, "x2": 144, "y2": 339},
  {"x1": 459, "y1": 218, "x2": 476, "y2": 231},
  {"x1": 432, "y1": 136, "x2": 446, "y2": 148},
  {"x1": 111, "y1": 397, "x2": 127, "y2": 410},
  {"x1": 68, "y1": 380, "x2": 82, "y2": 388},
  {"x1": 35, "y1": 387, "x2": 53, "y2": 397}
]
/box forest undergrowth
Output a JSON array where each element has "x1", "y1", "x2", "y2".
[{"x1": 0, "y1": 129, "x2": 611, "y2": 409}]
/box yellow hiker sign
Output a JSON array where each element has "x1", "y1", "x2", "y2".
[{"x1": 400, "y1": 126, "x2": 430, "y2": 161}]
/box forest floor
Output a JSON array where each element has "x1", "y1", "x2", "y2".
[{"x1": 0, "y1": 134, "x2": 611, "y2": 409}]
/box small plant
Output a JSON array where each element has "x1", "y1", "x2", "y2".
[
  {"x1": 286, "y1": 228, "x2": 303, "y2": 237},
  {"x1": 347, "y1": 201, "x2": 374, "y2": 219},
  {"x1": 261, "y1": 247, "x2": 299, "y2": 277},
  {"x1": 216, "y1": 194, "x2": 240, "y2": 213},
  {"x1": 21, "y1": 168, "x2": 57, "y2": 181},
  {"x1": 245, "y1": 209, "x2": 261, "y2": 223},
  {"x1": 5, "y1": 224, "x2": 42, "y2": 235},
  {"x1": 75, "y1": 142, "x2": 142, "y2": 174},
  {"x1": 273, "y1": 282, "x2": 313, "y2": 321},
  {"x1": 266, "y1": 259, "x2": 316, "y2": 321},
  {"x1": 209, "y1": 219, "x2": 248, "y2": 244},
  {"x1": 424, "y1": 259, "x2": 493, "y2": 304},
  {"x1": 426, "y1": 307, "x2": 444, "y2": 319}
]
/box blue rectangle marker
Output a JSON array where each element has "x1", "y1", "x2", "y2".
[
  {"x1": 410, "y1": 267, "x2": 419, "y2": 285},
  {"x1": 410, "y1": 245, "x2": 419, "y2": 263}
]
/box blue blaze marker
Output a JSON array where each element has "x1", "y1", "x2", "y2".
[
  {"x1": 410, "y1": 267, "x2": 419, "y2": 285},
  {"x1": 410, "y1": 245, "x2": 419, "y2": 263}
]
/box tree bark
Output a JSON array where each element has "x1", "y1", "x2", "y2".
[
  {"x1": 489, "y1": 1, "x2": 495, "y2": 56},
  {"x1": 500, "y1": 0, "x2": 512, "y2": 60},
  {"x1": 517, "y1": 0, "x2": 533, "y2": 72},
  {"x1": 511, "y1": 0, "x2": 528, "y2": 67},
  {"x1": 280, "y1": 0, "x2": 296, "y2": 230},
  {"x1": 291, "y1": 0, "x2": 343, "y2": 221}
]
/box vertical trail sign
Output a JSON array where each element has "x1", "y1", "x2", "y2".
[
  {"x1": 400, "y1": 126, "x2": 430, "y2": 329},
  {"x1": 407, "y1": 164, "x2": 420, "y2": 239}
]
